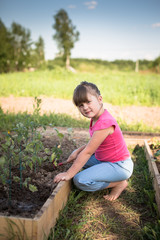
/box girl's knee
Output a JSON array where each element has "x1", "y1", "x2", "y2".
[
  {"x1": 73, "y1": 174, "x2": 93, "y2": 191},
  {"x1": 73, "y1": 174, "x2": 80, "y2": 187},
  {"x1": 73, "y1": 174, "x2": 85, "y2": 188}
]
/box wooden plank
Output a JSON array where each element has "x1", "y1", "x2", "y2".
[
  {"x1": 36, "y1": 180, "x2": 72, "y2": 240},
  {"x1": 0, "y1": 216, "x2": 35, "y2": 240},
  {"x1": 0, "y1": 180, "x2": 71, "y2": 240},
  {"x1": 144, "y1": 140, "x2": 160, "y2": 215}
]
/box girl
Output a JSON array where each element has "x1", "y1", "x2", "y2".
[{"x1": 54, "y1": 81, "x2": 134, "y2": 201}]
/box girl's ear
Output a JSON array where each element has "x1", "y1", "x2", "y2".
[{"x1": 98, "y1": 95, "x2": 103, "y2": 103}]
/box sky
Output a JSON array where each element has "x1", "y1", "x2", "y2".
[{"x1": 0, "y1": 0, "x2": 160, "y2": 61}]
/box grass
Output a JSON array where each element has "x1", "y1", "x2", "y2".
[
  {"x1": 0, "y1": 68, "x2": 160, "y2": 106},
  {"x1": 49, "y1": 145, "x2": 160, "y2": 240},
  {"x1": 0, "y1": 96, "x2": 160, "y2": 239},
  {"x1": 1, "y1": 107, "x2": 160, "y2": 133},
  {"x1": 1, "y1": 64, "x2": 160, "y2": 239}
]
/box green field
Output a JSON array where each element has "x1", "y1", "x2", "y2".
[{"x1": 0, "y1": 67, "x2": 160, "y2": 106}]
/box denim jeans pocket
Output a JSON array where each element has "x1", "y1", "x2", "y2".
[{"x1": 116, "y1": 158, "x2": 134, "y2": 174}]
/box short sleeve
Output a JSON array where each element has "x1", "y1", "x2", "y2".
[{"x1": 94, "y1": 119, "x2": 116, "y2": 131}]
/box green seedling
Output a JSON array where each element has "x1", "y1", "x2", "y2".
[
  {"x1": 154, "y1": 150, "x2": 160, "y2": 157},
  {"x1": 0, "y1": 97, "x2": 45, "y2": 205}
]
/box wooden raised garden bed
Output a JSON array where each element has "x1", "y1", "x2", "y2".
[
  {"x1": 0, "y1": 180, "x2": 71, "y2": 240},
  {"x1": 144, "y1": 139, "x2": 160, "y2": 214},
  {"x1": 0, "y1": 124, "x2": 77, "y2": 239}
]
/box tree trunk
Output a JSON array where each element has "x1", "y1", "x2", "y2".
[
  {"x1": 135, "y1": 60, "x2": 139, "y2": 73},
  {"x1": 66, "y1": 55, "x2": 70, "y2": 69}
]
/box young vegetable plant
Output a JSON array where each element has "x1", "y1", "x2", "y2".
[
  {"x1": 0, "y1": 97, "x2": 47, "y2": 206},
  {"x1": 0, "y1": 133, "x2": 14, "y2": 206},
  {"x1": 44, "y1": 128, "x2": 64, "y2": 168}
]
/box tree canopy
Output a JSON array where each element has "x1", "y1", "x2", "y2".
[
  {"x1": 53, "y1": 9, "x2": 79, "y2": 68},
  {"x1": 0, "y1": 19, "x2": 45, "y2": 73}
]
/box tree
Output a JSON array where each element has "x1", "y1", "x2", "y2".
[
  {"x1": 0, "y1": 19, "x2": 46, "y2": 73},
  {"x1": 153, "y1": 56, "x2": 160, "y2": 73},
  {"x1": 0, "y1": 19, "x2": 14, "y2": 72},
  {"x1": 53, "y1": 9, "x2": 79, "y2": 68},
  {"x1": 30, "y1": 36, "x2": 45, "y2": 68},
  {"x1": 35, "y1": 36, "x2": 45, "y2": 63},
  {"x1": 35, "y1": 36, "x2": 45, "y2": 59},
  {"x1": 10, "y1": 22, "x2": 32, "y2": 71}
]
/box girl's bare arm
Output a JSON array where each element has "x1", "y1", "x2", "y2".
[
  {"x1": 67, "y1": 145, "x2": 86, "y2": 163},
  {"x1": 54, "y1": 126, "x2": 114, "y2": 183}
]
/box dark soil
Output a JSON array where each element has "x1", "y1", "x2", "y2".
[
  {"x1": 0, "y1": 128, "x2": 159, "y2": 220},
  {"x1": 0, "y1": 133, "x2": 85, "y2": 218}
]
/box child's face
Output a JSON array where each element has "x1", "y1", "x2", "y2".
[{"x1": 78, "y1": 93, "x2": 103, "y2": 119}]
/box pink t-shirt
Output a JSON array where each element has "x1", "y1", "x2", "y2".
[{"x1": 89, "y1": 109, "x2": 130, "y2": 163}]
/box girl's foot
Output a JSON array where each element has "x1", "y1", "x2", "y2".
[{"x1": 103, "y1": 180, "x2": 128, "y2": 201}]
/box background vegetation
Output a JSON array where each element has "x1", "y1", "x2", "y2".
[
  {"x1": 0, "y1": 19, "x2": 45, "y2": 73},
  {"x1": 1, "y1": 67, "x2": 160, "y2": 106},
  {"x1": 1, "y1": 9, "x2": 160, "y2": 240},
  {"x1": 0, "y1": 14, "x2": 160, "y2": 134},
  {"x1": 0, "y1": 16, "x2": 160, "y2": 74}
]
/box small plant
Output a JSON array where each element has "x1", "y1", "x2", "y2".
[
  {"x1": 51, "y1": 128, "x2": 64, "y2": 167},
  {"x1": 149, "y1": 137, "x2": 160, "y2": 150},
  {"x1": 0, "y1": 97, "x2": 48, "y2": 206},
  {"x1": 149, "y1": 137, "x2": 160, "y2": 162}
]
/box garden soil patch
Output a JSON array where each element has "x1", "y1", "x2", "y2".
[
  {"x1": 0, "y1": 134, "x2": 82, "y2": 218},
  {"x1": 1, "y1": 124, "x2": 160, "y2": 219}
]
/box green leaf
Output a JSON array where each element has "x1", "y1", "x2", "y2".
[
  {"x1": 0, "y1": 175, "x2": 6, "y2": 184},
  {"x1": 31, "y1": 155, "x2": 38, "y2": 162},
  {"x1": 6, "y1": 139, "x2": 11, "y2": 146},
  {"x1": 23, "y1": 179, "x2": 28, "y2": 188},
  {"x1": 53, "y1": 160, "x2": 57, "y2": 167},
  {"x1": 57, "y1": 132, "x2": 64, "y2": 139},
  {"x1": 23, "y1": 177, "x2": 31, "y2": 188},
  {"x1": 45, "y1": 148, "x2": 50, "y2": 154},
  {"x1": 28, "y1": 161, "x2": 33, "y2": 170},
  {"x1": 37, "y1": 157, "x2": 43, "y2": 165},
  {"x1": 29, "y1": 184, "x2": 38, "y2": 192},
  {"x1": 0, "y1": 156, "x2": 6, "y2": 165},
  {"x1": 13, "y1": 176, "x2": 20, "y2": 182},
  {"x1": 51, "y1": 152, "x2": 56, "y2": 161},
  {"x1": 155, "y1": 150, "x2": 160, "y2": 156}
]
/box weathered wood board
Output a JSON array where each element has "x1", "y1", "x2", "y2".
[
  {"x1": 144, "y1": 140, "x2": 160, "y2": 215},
  {"x1": 0, "y1": 180, "x2": 71, "y2": 240}
]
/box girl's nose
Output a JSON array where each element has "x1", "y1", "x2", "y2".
[{"x1": 83, "y1": 103, "x2": 88, "y2": 109}]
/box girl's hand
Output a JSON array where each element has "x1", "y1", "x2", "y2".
[
  {"x1": 54, "y1": 172, "x2": 71, "y2": 183},
  {"x1": 67, "y1": 149, "x2": 78, "y2": 163}
]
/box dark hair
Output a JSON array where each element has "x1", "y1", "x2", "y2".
[{"x1": 73, "y1": 81, "x2": 101, "y2": 106}]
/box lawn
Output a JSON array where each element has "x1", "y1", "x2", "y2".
[
  {"x1": 0, "y1": 67, "x2": 160, "y2": 239},
  {"x1": 0, "y1": 68, "x2": 160, "y2": 106},
  {"x1": 0, "y1": 95, "x2": 160, "y2": 239},
  {"x1": 51, "y1": 145, "x2": 160, "y2": 240}
]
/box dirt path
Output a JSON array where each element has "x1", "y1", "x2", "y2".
[{"x1": 0, "y1": 96, "x2": 160, "y2": 128}]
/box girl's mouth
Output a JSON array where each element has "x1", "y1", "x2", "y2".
[{"x1": 85, "y1": 111, "x2": 91, "y2": 114}]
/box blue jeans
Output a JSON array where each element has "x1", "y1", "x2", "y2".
[{"x1": 73, "y1": 154, "x2": 134, "y2": 192}]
